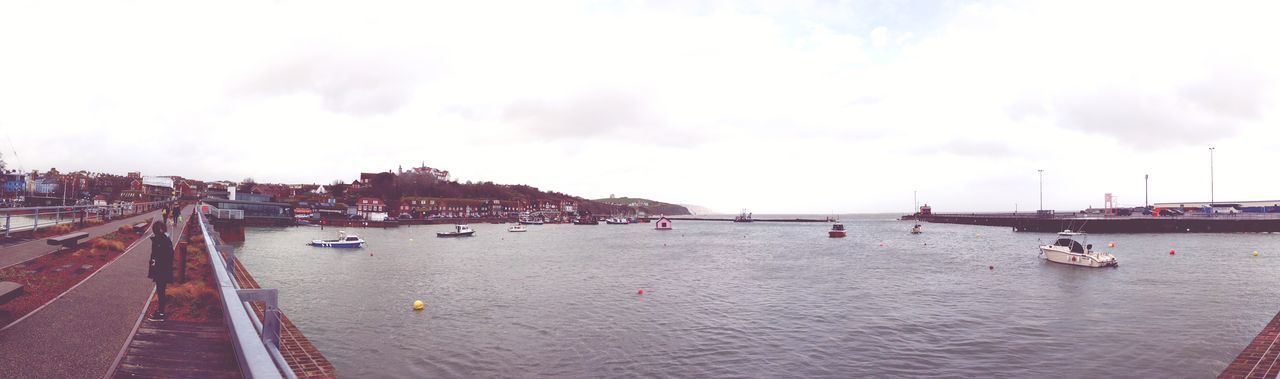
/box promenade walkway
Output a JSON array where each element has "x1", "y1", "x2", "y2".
[
  {"x1": 1221, "y1": 310, "x2": 1280, "y2": 378},
  {"x1": 0, "y1": 209, "x2": 161, "y2": 268},
  {"x1": 0, "y1": 206, "x2": 188, "y2": 379}
]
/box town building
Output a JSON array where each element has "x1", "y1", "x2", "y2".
[{"x1": 356, "y1": 197, "x2": 386, "y2": 220}]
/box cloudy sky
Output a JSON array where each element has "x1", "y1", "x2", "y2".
[{"x1": 1, "y1": 1, "x2": 1278, "y2": 213}]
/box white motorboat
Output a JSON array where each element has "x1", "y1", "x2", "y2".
[
  {"x1": 437, "y1": 224, "x2": 476, "y2": 238},
  {"x1": 605, "y1": 217, "x2": 630, "y2": 225},
  {"x1": 309, "y1": 231, "x2": 365, "y2": 248},
  {"x1": 508, "y1": 224, "x2": 527, "y2": 232},
  {"x1": 1039, "y1": 230, "x2": 1117, "y2": 267},
  {"x1": 910, "y1": 224, "x2": 922, "y2": 234}
]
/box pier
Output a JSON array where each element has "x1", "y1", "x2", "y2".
[
  {"x1": 665, "y1": 217, "x2": 831, "y2": 223},
  {"x1": 0, "y1": 203, "x2": 333, "y2": 378},
  {"x1": 913, "y1": 213, "x2": 1280, "y2": 233}
]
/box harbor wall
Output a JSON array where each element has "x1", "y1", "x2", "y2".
[{"x1": 918, "y1": 214, "x2": 1280, "y2": 233}]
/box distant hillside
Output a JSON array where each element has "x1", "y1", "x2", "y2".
[
  {"x1": 678, "y1": 204, "x2": 713, "y2": 215},
  {"x1": 594, "y1": 197, "x2": 692, "y2": 216}
]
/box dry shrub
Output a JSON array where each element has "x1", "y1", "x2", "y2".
[
  {"x1": 166, "y1": 281, "x2": 221, "y2": 320},
  {"x1": 44, "y1": 224, "x2": 73, "y2": 235},
  {"x1": 117, "y1": 226, "x2": 132, "y2": 235},
  {"x1": 92, "y1": 239, "x2": 126, "y2": 252}
]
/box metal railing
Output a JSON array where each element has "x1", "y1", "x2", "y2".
[
  {"x1": 1, "y1": 200, "x2": 176, "y2": 238},
  {"x1": 196, "y1": 210, "x2": 294, "y2": 379},
  {"x1": 206, "y1": 205, "x2": 245, "y2": 221}
]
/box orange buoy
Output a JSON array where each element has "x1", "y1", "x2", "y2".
[
  {"x1": 637, "y1": 288, "x2": 645, "y2": 295},
  {"x1": 1108, "y1": 242, "x2": 1116, "y2": 248}
]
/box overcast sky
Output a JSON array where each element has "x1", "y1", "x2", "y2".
[{"x1": 1, "y1": 1, "x2": 1278, "y2": 213}]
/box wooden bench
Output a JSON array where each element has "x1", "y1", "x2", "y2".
[
  {"x1": 133, "y1": 222, "x2": 149, "y2": 234},
  {"x1": 47, "y1": 232, "x2": 90, "y2": 250},
  {"x1": 0, "y1": 281, "x2": 23, "y2": 304}
]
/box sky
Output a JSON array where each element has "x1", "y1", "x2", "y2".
[{"x1": 1, "y1": 0, "x2": 1278, "y2": 213}]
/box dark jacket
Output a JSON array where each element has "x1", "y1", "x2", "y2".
[{"x1": 148, "y1": 233, "x2": 175, "y2": 283}]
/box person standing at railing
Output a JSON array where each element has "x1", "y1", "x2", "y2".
[{"x1": 147, "y1": 221, "x2": 175, "y2": 321}]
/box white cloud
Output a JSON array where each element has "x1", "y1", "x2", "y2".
[{"x1": 1, "y1": 0, "x2": 1279, "y2": 213}]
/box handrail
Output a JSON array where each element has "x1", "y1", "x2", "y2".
[
  {"x1": 1, "y1": 199, "x2": 177, "y2": 238},
  {"x1": 196, "y1": 211, "x2": 290, "y2": 378},
  {"x1": 0, "y1": 199, "x2": 176, "y2": 213}
]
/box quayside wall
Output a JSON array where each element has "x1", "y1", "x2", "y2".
[{"x1": 918, "y1": 213, "x2": 1280, "y2": 233}]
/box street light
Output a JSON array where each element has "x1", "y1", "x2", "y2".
[
  {"x1": 1209, "y1": 147, "x2": 1215, "y2": 203},
  {"x1": 1038, "y1": 169, "x2": 1044, "y2": 211},
  {"x1": 1144, "y1": 173, "x2": 1149, "y2": 208}
]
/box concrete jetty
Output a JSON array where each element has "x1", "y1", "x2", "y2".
[{"x1": 913, "y1": 213, "x2": 1280, "y2": 233}]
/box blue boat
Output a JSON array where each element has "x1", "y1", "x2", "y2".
[{"x1": 309, "y1": 231, "x2": 366, "y2": 248}]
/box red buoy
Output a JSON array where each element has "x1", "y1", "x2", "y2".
[
  {"x1": 1169, "y1": 249, "x2": 1176, "y2": 255},
  {"x1": 637, "y1": 288, "x2": 645, "y2": 295}
]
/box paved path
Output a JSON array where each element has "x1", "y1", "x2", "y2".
[
  {"x1": 0, "y1": 206, "x2": 189, "y2": 379},
  {"x1": 0, "y1": 209, "x2": 162, "y2": 268}
]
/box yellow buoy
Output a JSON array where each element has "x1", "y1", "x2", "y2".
[
  {"x1": 1254, "y1": 251, "x2": 1260, "y2": 257},
  {"x1": 413, "y1": 300, "x2": 425, "y2": 311}
]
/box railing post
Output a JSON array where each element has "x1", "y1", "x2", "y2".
[
  {"x1": 33, "y1": 207, "x2": 39, "y2": 235},
  {"x1": 237, "y1": 288, "x2": 282, "y2": 347},
  {"x1": 217, "y1": 244, "x2": 236, "y2": 272}
]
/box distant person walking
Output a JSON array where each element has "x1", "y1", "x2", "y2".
[
  {"x1": 147, "y1": 221, "x2": 174, "y2": 321},
  {"x1": 161, "y1": 207, "x2": 169, "y2": 223}
]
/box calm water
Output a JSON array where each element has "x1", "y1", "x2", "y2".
[{"x1": 234, "y1": 215, "x2": 1280, "y2": 378}]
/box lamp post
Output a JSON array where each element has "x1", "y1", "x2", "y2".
[
  {"x1": 1209, "y1": 147, "x2": 1215, "y2": 203},
  {"x1": 1038, "y1": 169, "x2": 1044, "y2": 211},
  {"x1": 1144, "y1": 174, "x2": 1149, "y2": 208}
]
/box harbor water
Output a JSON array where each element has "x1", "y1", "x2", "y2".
[{"x1": 233, "y1": 215, "x2": 1280, "y2": 378}]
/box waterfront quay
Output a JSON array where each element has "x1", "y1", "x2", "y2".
[
  {"x1": 0, "y1": 203, "x2": 334, "y2": 378},
  {"x1": 915, "y1": 213, "x2": 1280, "y2": 233}
]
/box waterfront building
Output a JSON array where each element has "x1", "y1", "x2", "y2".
[{"x1": 356, "y1": 197, "x2": 386, "y2": 219}]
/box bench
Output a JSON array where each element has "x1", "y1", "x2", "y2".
[
  {"x1": 133, "y1": 222, "x2": 149, "y2": 234},
  {"x1": 0, "y1": 281, "x2": 23, "y2": 304},
  {"x1": 47, "y1": 232, "x2": 90, "y2": 250}
]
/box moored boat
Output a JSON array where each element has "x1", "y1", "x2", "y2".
[
  {"x1": 437, "y1": 224, "x2": 476, "y2": 237},
  {"x1": 828, "y1": 223, "x2": 847, "y2": 238},
  {"x1": 309, "y1": 231, "x2": 365, "y2": 248},
  {"x1": 573, "y1": 217, "x2": 599, "y2": 225},
  {"x1": 734, "y1": 209, "x2": 754, "y2": 223},
  {"x1": 508, "y1": 224, "x2": 527, "y2": 232},
  {"x1": 1039, "y1": 230, "x2": 1117, "y2": 267},
  {"x1": 910, "y1": 224, "x2": 922, "y2": 234},
  {"x1": 606, "y1": 217, "x2": 630, "y2": 225}
]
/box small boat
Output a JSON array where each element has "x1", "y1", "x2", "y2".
[
  {"x1": 508, "y1": 224, "x2": 527, "y2": 232},
  {"x1": 910, "y1": 224, "x2": 922, "y2": 234},
  {"x1": 828, "y1": 223, "x2": 847, "y2": 238},
  {"x1": 655, "y1": 216, "x2": 672, "y2": 230},
  {"x1": 437, "y1": 224, "x2": 476, "y2": 238},
  {"x1": 519, "y1": 219, "x2": 544, "y2": 225},
  {"x1": 1039, "y1": 230, "x2": 1117, "y2": 267},
  {"x1": 606, "y1": 217, "x2": 630, "y2": 225},
  {"x1": 734, "y1": 209, "x2": 754, "y2": 223},
  {"x1": 573, "y1": 217, "x2": 599, "y2": 225},
  {"x1": 309, "y1": 231, "x2": 365, "y2": 248}
]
